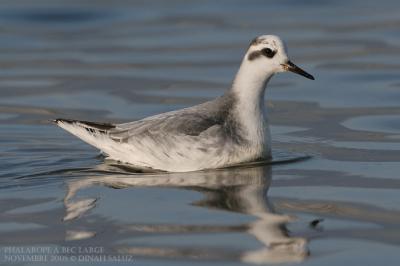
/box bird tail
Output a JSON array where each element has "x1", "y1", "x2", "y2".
[{"x1": 54, "y1": 118, "x2": 116, "y2": 152}]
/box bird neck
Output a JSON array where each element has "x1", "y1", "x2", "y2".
[
  {"x1": 230, "y1": 59, "x2": 273, "y2": 115},
  {"x1": 226, "y1": 60, "x2": 273, "y2": 151}
]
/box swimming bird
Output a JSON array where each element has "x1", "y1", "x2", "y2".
[{"x1": 55, "y1": 35, "x2": 314, "y2": 172}]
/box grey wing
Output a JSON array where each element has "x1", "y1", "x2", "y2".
[
  {"x1": 109, "y1": 110, "x2": 225, "y2": 142},
  {"x1": 106, "y1": 110, "x2": 231, "y2": 171},
  {"x1": 110, "y1": 92, "x2": 241, "y2": 143}
]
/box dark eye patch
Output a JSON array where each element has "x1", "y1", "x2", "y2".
[
  {"x1": 247, "y1": 48, "x2": 277, "y2": 61},
  {"x1": 247, "y1": 51, "x2": 262, "y2": 61},
  {"x1": 261, "y1": 48, "x2": 276, "y2": 58}
]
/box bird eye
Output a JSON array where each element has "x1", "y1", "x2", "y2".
[{"x1": 262, "y1": 48, "x2": 275, "y2": 58}]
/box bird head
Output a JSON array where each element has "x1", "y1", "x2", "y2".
[{"x1": 246, "y1": 35, "x2": 314, "y2": 80}]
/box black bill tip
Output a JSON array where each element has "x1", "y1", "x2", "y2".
[{"x1": 282, "y1": 60, "x2": 314, "y2": 80}]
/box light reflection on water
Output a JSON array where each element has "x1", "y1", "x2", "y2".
[{"x1": 63, "y1": 165, "x2": 308, "y2": 264}]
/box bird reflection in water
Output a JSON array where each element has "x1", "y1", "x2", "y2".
[{"x1": 63, "y1": 164, "x2": 308, "y2": 264}]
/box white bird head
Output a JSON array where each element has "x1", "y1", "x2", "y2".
[{"x1": 245, "y1": 35, "x2": 314, "y2": 80}]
